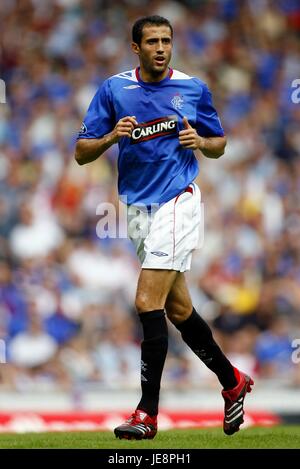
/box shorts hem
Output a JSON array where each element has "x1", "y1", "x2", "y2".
[{"x1": 141, "y1": 263, "x2": 190, "y2": 272}]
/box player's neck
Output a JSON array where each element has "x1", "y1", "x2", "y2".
[{"x1": 138, "y1": 65, "x2": 170, "y2": 83}]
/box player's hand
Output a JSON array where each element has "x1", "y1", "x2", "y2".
[
  {"x1": 179, "y1": 117, "x2": 204, "y2": 150},
  {"x1": 110, "y1": 116, "x2": 138, "y2": 143}
]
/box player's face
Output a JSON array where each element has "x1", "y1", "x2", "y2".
[{"x1": 132, "y1": 25, "x2": 172, "y2": 80}]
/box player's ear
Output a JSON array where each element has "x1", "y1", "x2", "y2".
[{"x1": 131, "y1": 42, "x2": 140, "y2": 55}]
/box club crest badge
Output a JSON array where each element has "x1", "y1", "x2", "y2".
[{"x1": 171, "y1": 93, "x2": 184, "y2": 110}]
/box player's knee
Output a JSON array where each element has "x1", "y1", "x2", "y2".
[
  {"x1": 135, "y1": 293, "x2": 161, "y2": 313},
  {"x1": 165, "y1": 300, "x2": 192, "y2": 325}
]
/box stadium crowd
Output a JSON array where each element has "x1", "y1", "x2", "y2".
[{"x1": 0, "y1": 0, "x2": 300, "y2": 393}]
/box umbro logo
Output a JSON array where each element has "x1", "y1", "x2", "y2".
[{"x1": 151, "y1": 251, "x2": 168, "y2": 257}]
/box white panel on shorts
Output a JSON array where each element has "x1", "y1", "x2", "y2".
[{"x1": 127, "y1": 183, "x2": 203, "y2": 272}]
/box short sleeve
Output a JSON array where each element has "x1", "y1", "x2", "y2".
[
  {"x1": 195, "y1": 83, "x2": 225, "y2": 137},
  {"x1": 77, "y1": 80, "x2": 115, "y2": 140}
]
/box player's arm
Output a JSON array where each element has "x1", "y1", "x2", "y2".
[
  {"x1": 75, "y1": 116, "x2": 137, "y2": 165},
  {"x1": 179, "y1": 117, "x2": 226, "y2": 159}
]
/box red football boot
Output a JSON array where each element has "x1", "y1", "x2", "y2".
[
  {"x1": 114, "y1": 409, "x2": 157, "y2": 440},
  {"x1": 222, "y1": 367, "x2": 254, "y2": 435}
]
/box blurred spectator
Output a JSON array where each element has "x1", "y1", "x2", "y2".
[
  {"x1": 255, "y1": 314, "x2": 296, "y2": 383},
  {"x1": 10, "y1": 201, "x2": 64, "y2": 259},
  {"x1": 92, "y1": 309, "x2": 140, "y2": 389},
  {"x1": 7, "y1": 303, "x2": 70, "y2": 391},
  {"x1": 9, "y1": 309, "x2": 58, "y2": 369}
]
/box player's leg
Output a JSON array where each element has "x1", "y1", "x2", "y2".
[
  {"x1": 114, "y1": 268, "x2": 178, "y2": 440},
  {"x1": 165, "y1": 273, "x2": 254, "y2": 435},
  {"x1": 165, "y1": 272, "x2": 237, "y2": 387},
  {"x1": 135, "y1": 268, "x2": 178, "y2": 312},
  {"x1": 135, "y1": 268, "x2": 177, "y2": 414}
]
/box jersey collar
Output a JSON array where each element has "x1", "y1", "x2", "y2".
[{"x1": 135, "y1": 67, "x2": 173, "y2": 86}]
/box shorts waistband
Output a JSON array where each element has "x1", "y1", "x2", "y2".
[{"x1": 174, "y1": 184, "x2": 194, "y2": 203}]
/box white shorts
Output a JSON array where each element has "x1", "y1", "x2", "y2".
[{"x1": 127, "y1": 183, "x2": 203, "y2": 272}]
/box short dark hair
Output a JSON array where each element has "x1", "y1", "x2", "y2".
[{"x1": 132, "y1": 15, "x2": 173, "y2": 45}]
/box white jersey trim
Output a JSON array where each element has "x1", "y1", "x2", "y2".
[
  {"x1": 112, "y1": 69, "x2": 138, "y2": 82},
  {"x1": 171, "y1": 69, "x2": 194, "y2": 80},
  {"x1": 112, "y1": 69, "x2": 193, "y2": 82}
]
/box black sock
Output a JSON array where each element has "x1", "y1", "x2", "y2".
[
  {"x1": 175, "y1": 308, "x2": 237, "y2": 390},
  {"x1": 137, "y1": 309, "x2": 168, "y2": 416}
]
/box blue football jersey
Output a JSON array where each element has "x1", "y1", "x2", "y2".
[{"x1": 77, "y1": 68, "x2": 224, "y2": 206}]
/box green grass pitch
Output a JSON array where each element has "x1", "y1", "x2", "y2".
[{"x1": 0, "y1": 426, "x2": 300, "y2": 449}]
